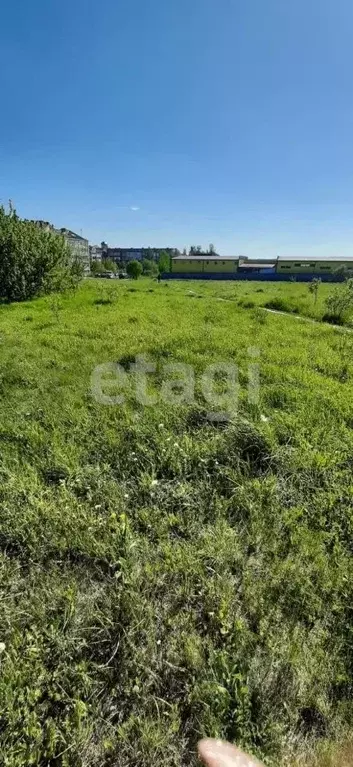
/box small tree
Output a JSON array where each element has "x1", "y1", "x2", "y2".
[
  {"x1": 126, "y1": 260, "x2": 142, "y2": 279},
  {"x1": 90, "y1": 260, "x2": 102, "y2": 275},
  {"x1": 102, "y1": 258, "x2": 117, "y2": 273},
  {"x1": 142, "y1": 258, "x2": 158, "y2": 276},
  {"x1": 158, "y1": 251, "x2": 171, "y2": 274},
  {"x1": 308, "y1": 277, "x2": 321, "y2": 305}
]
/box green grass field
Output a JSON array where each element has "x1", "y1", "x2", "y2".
[
  {"x1": 1, "y1": 278, "x2": 353, "y2": 766},
  {"x1": 162, "y1": 278, "x2": 353, "y2": 324}
]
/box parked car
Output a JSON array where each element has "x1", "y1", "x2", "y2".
[{"x1": 96, "y1": 271, "x2": 116, "y2": 279}]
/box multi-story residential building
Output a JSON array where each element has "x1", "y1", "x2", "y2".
[
  {"x1": 31, "y1": 220, "x2": 90, "y2": 273},
  {"x1": 60, "y1": 229, "x2": 90, "y2": 273},
  {"x1": 106, "y1": 248, "x2": 143, "y2": 264},
  {"x1": 89, "y1": 245, "x2": 103, "y2": 262}
]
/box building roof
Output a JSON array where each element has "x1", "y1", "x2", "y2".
[
  {"x1": 60, "y1": 228, "x2": 87, "y2": 241},
  {"x1": 188, "y1": 251, "x2": 220, "y2": 257},
  {"x1": 172, "y1": 255, "x2": 238, "y2": 261}
]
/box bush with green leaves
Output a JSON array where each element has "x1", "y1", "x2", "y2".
[
  {"x1": 324, "y1": 278, "x2": 353, "y2": 323},
  {"x1": 0, "y1": 207, "x2": 83, "y2": 302}
]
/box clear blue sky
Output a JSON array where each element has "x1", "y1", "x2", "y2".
[{"x1": 1, "y1": 0, "x2": 353, "y2": 256}]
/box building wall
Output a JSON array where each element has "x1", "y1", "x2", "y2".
[
  {"x1": 171, "y1": 258, "x2": 353, "y2": 278},
  {"x1": 276, "y1": 260, "x2": 353, "y2": 274},
  {"x1": 204, "y1": 259, "x2": 238, "y2": 273},
  {"x1": 165, "y1": 272, "x2": 240, "y2": 280},
  {"x1": 64, "y1": 236, "x2": 90, "y2": 273},
  {"x1": 107, "y1": 248, "x2": 143, "y2": 263},
  {"x1": 89, "y1": 245, "x2": 103, "y2": 262},
  {"x1": 172, "y1": 259, "x2": 204, "y2": 273}
]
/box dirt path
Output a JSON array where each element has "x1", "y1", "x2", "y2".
[{"x1": 262, "y1": 307, "x2": 353, "y2": 333}]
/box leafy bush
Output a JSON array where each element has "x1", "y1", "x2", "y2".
[
  {"x1": 322, "y1": 312, "x2": 345, "y2": 325},
  {"x1": 324, "y1": 279, "x2": 353, "y2": 323},
  {"x1": 0, "y1": 207, "x2": 83, "y2": 302},
  {"x1": 264, "y1": 297, "x2": 293, "y2": 312}
]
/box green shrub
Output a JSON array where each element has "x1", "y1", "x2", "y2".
[
  {"x1": 264, "y1": 297, "x2": 292, "y2": 312},
  {"x1": 322, "y1": 312, "x2": 345, "y2": 325},
  {"x1": 324, "y1": 279, "x2": 353, "y2": 323}
]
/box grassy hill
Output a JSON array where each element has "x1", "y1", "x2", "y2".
[{"x1": 0, "y1": 278, "x2": 353, "y2": 766}]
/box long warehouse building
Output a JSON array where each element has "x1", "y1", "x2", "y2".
[{"x1": 167, "y1": 255, "x2": 353, "y2": 281}]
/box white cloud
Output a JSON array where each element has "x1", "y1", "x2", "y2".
[{"x1": 130, "y1": 206, "x2": 140, "y2": 211}]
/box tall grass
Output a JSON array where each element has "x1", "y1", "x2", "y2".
[{"x1": 0, "y1": 279, "x2": 352, "y2": 766}]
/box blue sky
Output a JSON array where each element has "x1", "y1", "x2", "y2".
[{"x1": 1, "y1": 0, "x2": 353, "y2": 256}]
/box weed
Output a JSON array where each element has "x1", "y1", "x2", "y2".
[{"x1": 251, "y1": 307, "x2": 267, "y2": 324}]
